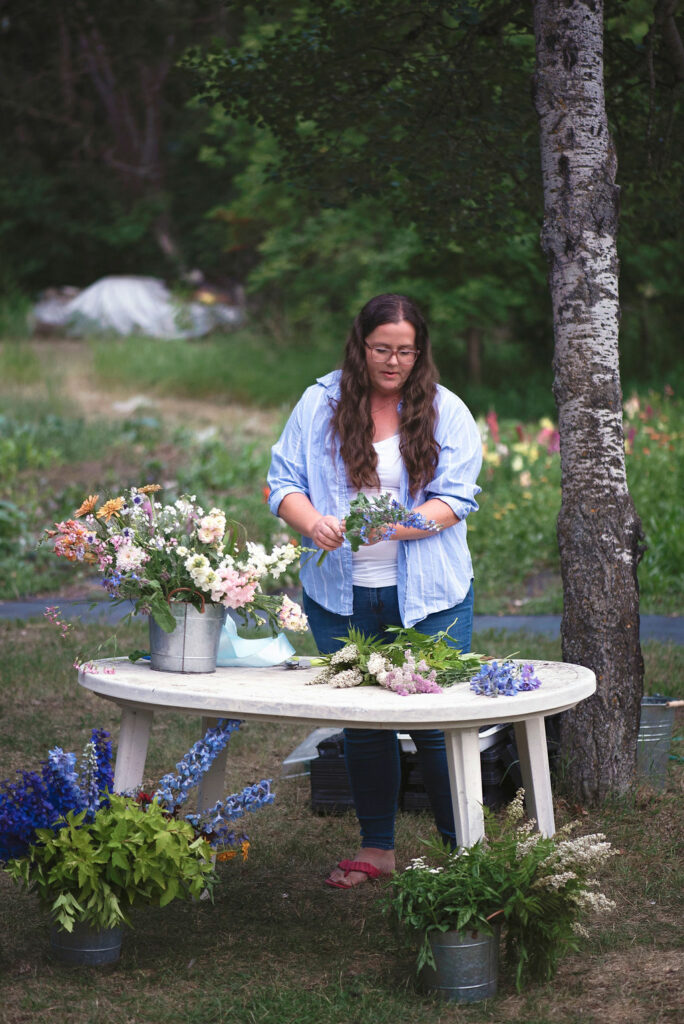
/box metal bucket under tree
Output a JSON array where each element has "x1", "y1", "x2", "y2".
[{"x1": 637, "y1": 695, "x2": 679, "y2": 790}]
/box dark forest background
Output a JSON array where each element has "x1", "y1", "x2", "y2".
[{"x1": 1, "y1": 1, "x2": 681, "y2": 414}]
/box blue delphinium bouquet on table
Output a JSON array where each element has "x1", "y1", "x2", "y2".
[
  {"x1": 1, "y1": 722, "x2": 273, "y2": 930},
  {"x1": 470, "y1": 660, "x2": 542, "y2": 697}
]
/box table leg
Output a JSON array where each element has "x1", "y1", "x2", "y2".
[
  {"x1": 196, "y1": 716, "x2": 228, "y2": 813},
  {"x1": 444, "y1": 727, "x2": 485, "y2": 848},
  {"x1": 513, "y1": 717, "x2": 555, "y2": 837},
  {"x1": 113, "y1": 706, "x2": 154, "y2": 792}
]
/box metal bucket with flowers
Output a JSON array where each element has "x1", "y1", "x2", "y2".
[{"x1": 43, "y1": 486, "x2": 309, "y2": 673}]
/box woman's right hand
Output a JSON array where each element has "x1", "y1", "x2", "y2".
[{"x1": 311, "y1": 515, "x2": 346, "y2": 551}]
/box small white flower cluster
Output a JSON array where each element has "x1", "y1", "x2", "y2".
[
  {"x1": 244, "y1": 541, "x2": 300, "y2": 580},
  {"x1": 531, "y1": 870, "x2": 578, "y2": 891},
  {"x1": 405, "y1": 856, "x2": 444, "y2": 875},
  {"x1": 331, "y1": 644, "x2": 359, "y2": 666},
  {"x1": 539, "y1": 834, "x2": 615, "y2": 874},
  {"x1": 568, "y1": 889, "x2": 617, "y2": 913}
]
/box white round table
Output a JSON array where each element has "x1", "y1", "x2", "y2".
[{"x1": 78, "y1": 658, "x2": 595, "y2": 847}]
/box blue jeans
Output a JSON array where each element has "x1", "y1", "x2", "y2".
[{"x1": 303, "y1": 582, "x2": 474, "y2": 850}]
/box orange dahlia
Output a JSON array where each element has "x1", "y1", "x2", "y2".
[
  {"x1": 96, "y1": 497, "x2": 125, "y2": 521},
  {"x1": 137, "y1": 484, "x2": 162, "y2": 494},
  {"x1": 74, "y1": 494, "x2": 99, "y2": 518}
]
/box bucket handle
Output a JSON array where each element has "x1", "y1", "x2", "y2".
[{"x1": 167, "y1": 587, "x2": 206, "y2": 613}]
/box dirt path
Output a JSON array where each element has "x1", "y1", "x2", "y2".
[{"x1": 14, "y1": 338, "x2": 281, "y2": 437}]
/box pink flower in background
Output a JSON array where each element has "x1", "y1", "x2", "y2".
[{"x1": 485, "y1": 409, "x2": 500, "y2": 444}]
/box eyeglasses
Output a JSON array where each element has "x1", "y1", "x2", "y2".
[{"x1": 364, "y1": 342, "x2": 419, "y2": 365}]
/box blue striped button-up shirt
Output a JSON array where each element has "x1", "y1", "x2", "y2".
[{"x1": 267, "y1": 371, "x2": 482, "y2": 627}]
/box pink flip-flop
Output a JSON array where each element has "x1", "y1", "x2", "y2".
[{"x1": 325, "y1": 859, "x2": 392, "y2": 889}]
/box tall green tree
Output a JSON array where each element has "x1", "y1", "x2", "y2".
[
  {"x1": 191, "y1": 0, "x2": 682, "y2": 801},
  {"x1": 0, "y1": 1, "x2": 242, "y2": 286},
  {"x1": 533, "y1": 0, "x2": 645, "y2": 799}
]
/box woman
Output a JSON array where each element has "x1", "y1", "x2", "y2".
[{"x1": 268, "y1": 294, "x2": 482, "y2": 888}]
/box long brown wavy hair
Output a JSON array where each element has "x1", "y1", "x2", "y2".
[{"x1": 330, "y1": 294, "x2": 440, "y2": 496}]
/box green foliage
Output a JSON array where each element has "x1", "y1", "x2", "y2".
[
  {"x1": 6, "y1": 795, "x2": 215, "y2": 932},
  {"x1": 387, "y1": 792, "x2": 616, "y2": 989}
]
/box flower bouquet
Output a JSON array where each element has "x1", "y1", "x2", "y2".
[
  {"x1": 316, "y1": 492, "x2": 441, "y2": 564},
  {"x1": 387, "y1": 789, "x2": 616, "y2": 992},
  {"x1": 1, "y1": 722, "x2": 273, "y2": 960},
  {"x1": 44, "y1": 486, "x2": 308, "y2": 671},
  {"x1": 308, "y1": 625, "x2": 543, "y2": 697}
]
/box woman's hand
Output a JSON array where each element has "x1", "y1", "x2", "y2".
[{"x1": 311, "y1": 515, "x2": 346, "y2": 551}]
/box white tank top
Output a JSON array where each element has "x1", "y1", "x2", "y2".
[{"x1": 351, "y1": 434, "x2": 402, "y2": 586}]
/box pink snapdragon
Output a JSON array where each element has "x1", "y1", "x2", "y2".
[
  {"x1": 276, "y1": 595, "x2": 309, "y2": 632},
  {"x1": 211, "y1": 566, "x2": 258, "y2": 609}
]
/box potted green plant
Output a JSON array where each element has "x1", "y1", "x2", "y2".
[
  {"x1": 1, "y1": 723, "x2": 275, "y2": 965},
  {"x1": 9, "y1": 794, "x2": 214, "y2": 964},
  {"x1": 387, "y1": 789, "x2": 616, "y2": 1000}
]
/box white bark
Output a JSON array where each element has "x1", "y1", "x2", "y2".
[{"x1": 533, "y1": 0, "x2": 645, "y2": 801}]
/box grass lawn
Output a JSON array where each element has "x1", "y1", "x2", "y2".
[{"x1": 1, "y1": 620, "x2": 682, "y2": 1023}]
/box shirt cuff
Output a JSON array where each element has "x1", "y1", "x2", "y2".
[
  {"x1": 430, "y1": 494, "x2": 478, "y2": 521},
  {"x1": 268, "y1": 485, "x2": 308, "y2": 518}
]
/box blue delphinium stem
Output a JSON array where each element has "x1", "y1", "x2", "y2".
[
  {"x1": 91, "y1": 728, "x2": 114, "y2": 799},
  {"x1": 185, "y1": 779, "x2": 274, "y2": 849},
  {"x1": 153, "y1": 719, "x2": 242, "y2": 812}
]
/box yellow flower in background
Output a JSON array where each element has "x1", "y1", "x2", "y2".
[
  {"x1": 74, "y1": 494, "x2": 99, "y2": 518},
  {"x1": 513, "y1": 441, "x2": 540, "y2": 463},
  {"x1": 538, "y1": 416, "x2": 555, "y2": 430},
  {"x1": 511, "y1": 455, "x2": 524, "y2": 472},
  {"x1": 482, "y1": 448, "x2": 501, "y2": 466},
  {"x1": 96, "y1": 497, "x2": 125, "y2": 521}
]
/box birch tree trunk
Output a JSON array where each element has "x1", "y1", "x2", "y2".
[{"x1": 532, "y1": 0, "x2": 645, "y2": 801}]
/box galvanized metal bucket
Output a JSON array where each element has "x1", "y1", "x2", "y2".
[
  {"x1": 50, "y1": 922, "x2": 124, "y2": 966},
  {"x1": 420, "y1": 925, "x2": 500, "y2": 1003},
  {"x1": 149, "y1": 597, "x2": 227, "y2": 673},
  {"x1": 637, "y1": 695, "x2": 675, "y2": 790}
]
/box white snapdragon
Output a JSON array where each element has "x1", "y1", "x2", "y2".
[
  {"x1": 197, "y1": 509, "x2": 226, "y2": 545},
  {"x1": 185, "y1": 553, "x2": 214, "y2": 588}
]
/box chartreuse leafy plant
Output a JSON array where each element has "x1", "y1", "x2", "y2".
[
  {"x1": 6, "y1": 796, "x2": 214, "y2": 932},
  {"x1": 1, "y1": 721, "x2": 275, "y2": 934},
  {"x1": 386, "y1": 790, "x2": 616, "y2": 990}
]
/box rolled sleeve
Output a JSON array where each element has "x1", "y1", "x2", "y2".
[
  {"x1": 267, "y1": 402, "x2": 310, "y2": 516},
  {"x1": 425, "y1": 390, "x2": 483, "y2": 520}
]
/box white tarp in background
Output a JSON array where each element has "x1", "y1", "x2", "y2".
[{"x1": 31, "y1": 275, "x2": 243, "y2": 339}]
